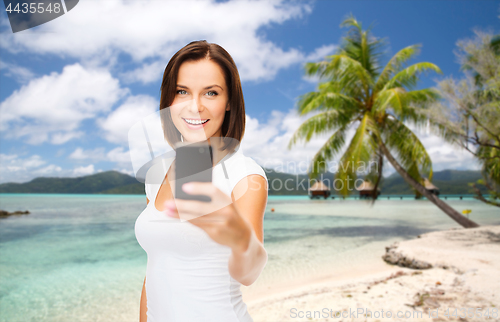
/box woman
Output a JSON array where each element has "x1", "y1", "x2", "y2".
[{"x1": 135, "y1": 40, "x2": 269, "y2": 322}]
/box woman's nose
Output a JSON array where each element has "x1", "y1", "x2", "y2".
[{"x1": 187, "y1": 97, "x2": 204, "y2": 114}]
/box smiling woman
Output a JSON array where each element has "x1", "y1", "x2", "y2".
[
  {"x1": 134, "y1": 40, "x2": 269, "y2": 322},
  {"x1": 169, "y1": 59, "x2": 230, "y2": 142},
  {"x1": 159, "y1": 40, "x2": 245, "y2": 153}
]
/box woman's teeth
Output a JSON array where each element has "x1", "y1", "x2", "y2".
[{"x1": 183, "y1": 118, "x2": 209, "y2": 125}]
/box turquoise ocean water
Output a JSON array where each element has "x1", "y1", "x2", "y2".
[{"x1": 0, "y1": 194, "x2": 498, "y2": 322}]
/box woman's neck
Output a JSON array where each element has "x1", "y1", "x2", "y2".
[{"x1": 208, "y1": 137, "x2": 233, "y2": 167}]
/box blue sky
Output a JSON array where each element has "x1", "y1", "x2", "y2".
[{"x1": 1, "y1": 0, "x2": 499, "y2": 183}]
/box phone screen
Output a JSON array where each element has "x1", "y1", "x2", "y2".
[{"x1": 174, "y1": 141, "x2": 213, "y2": 202}]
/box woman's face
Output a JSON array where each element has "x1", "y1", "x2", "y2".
[{"x1": 170, "y1": 59, "x2": 230, "y2": 143}]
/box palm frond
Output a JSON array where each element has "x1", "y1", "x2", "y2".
[
  {"x1": 373, "y1": 87, "x2": 406, "y2": 116},
  {"x1": 384, "y1": 62, "x2": 442, "y2": 91},
  {"x1": 361, "y1": 148, "x2": 384, "y2": 190},
  {"x1": 288, "y1": 110, "x2": 354, "y2": 149},
  {"x1": 375, "y1": 44, "x2": 422, "y2": 92},
  {"x1": 319, "y1": 54, "x2": 374, "y2": 90},
  {"x1": 373, "y1": 87, "x2": 440, "y2": 123},
  {"x1": 339, "y1": 14, "x2": 386, "y2": 77},
  {"x1": 307, "y1": 126, "x2": 348, "y2": 181},
  {"x1": 297, "y1": 87, "x2": 360, "y2": 115},
  {"x1": 336, "y1": 114, "x2": 378, "y2": 195},
  {"x1": 383, "y1": 118, "x2": 433, "y2": 181},
  {"x1": 304, "y1": 61, "x2": 330, "y2": 78}
]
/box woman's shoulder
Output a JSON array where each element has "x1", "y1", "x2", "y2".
[{"x1": 225, "y1": 149, "x2": 268, "y2": 189}]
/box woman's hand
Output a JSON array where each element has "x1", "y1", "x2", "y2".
[{"x1": 163, "y1": 182, "x2": 252, "y2": 253}]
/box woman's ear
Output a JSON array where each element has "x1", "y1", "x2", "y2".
[{"x1": 226, "y1": 103, "x2": 230, "y2": 112}]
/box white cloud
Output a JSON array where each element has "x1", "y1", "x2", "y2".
[
  {"x1": 34, "y1": 164, "x2": 63, "y2": 175},
  {"x1": 96, "y1": 94, "x2": 158, "y2": 144},
  {"x1": 0, "y1": 63, "x2": 128, "y2": 144},
  {"x1": 0, "y1": 60, "x2": 35, "y2": 84},
  {"x1": 68, "y1": 146, "x2": 133, "y2": 169},
  {"x1": 115, "y1": 168, "x2": 134, "y2": 176},
  {"x1": 69, "y1": 147, "x2": 107, "y2": 162},
  {"x1": 408, "y1": 123, "x2": 480, "y2": 172},
  {"x1": 69, "y1": 146, "x2": 132, "y2": 162},
  {"x1": 304, "y1": 44, "x2": 337, "y2": 62},
  {"x1": 0, "y1": 154, "x2": 62, "y2": 183},
  {"x1": 120, "y1": 61, "x2": 166, "y2": 85},
  {"x1": 0, "y1": 150, "x2": 133, "y2": 183},
  {"x1": 0, "y1": 147, "x2": 133, "y2": 183},
  {"x1": 0, "y1": 0, "x2": 326, "y2": 83},
  {"x1": 51, "y1": 131, "x2": 85, "y2": 145},
  {"x1": 19, "y1": 154, "x2": 46, "y2": 168},
  {"x1": 107, "y1": 147, "x2": 132, "y2": 164},
  {"x1": 73, "y1": 164, "x2": 95, "y2": 176}
]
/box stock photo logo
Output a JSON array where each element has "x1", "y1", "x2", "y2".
[{"x1": 3, "y1": 0, "x2": 78, "y2": 33}]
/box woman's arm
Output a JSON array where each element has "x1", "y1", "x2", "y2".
[
  {"x1": 228, "y1": 174, "x2": 268, "y2": 286},
  {"x1": 140, "y1": 276, "x2": 147, "y2": 322},
  {"x1": 163, "y1": 175, "x2": 269, "y2": 286}
]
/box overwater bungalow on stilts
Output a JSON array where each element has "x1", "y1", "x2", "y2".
[
  {"x1": 415, "y1": 178, "x2": 440, "y2": 199},
  {"x1": 356, "y1": 180, "x2": 381, "y2": 199},
  {"x1": 424, "y1": 178, "x2": 440, "y2": 195},
  {"x1": 308, "y1": 181, "x2": 331, "y2": 199}
]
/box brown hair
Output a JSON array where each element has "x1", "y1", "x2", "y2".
[{"x1": 159, "y1": 40, "x2": 245, "y2": 152}]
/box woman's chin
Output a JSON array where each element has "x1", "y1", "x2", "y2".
[{"x1": 182, "y1": 133, "x2": 211, "y2": 143}]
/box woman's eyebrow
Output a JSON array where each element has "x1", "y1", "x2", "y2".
[
  {"x1": 204, "y1": 85, "x2": 224, "y2": 91},
  {"x1": 176, "y1": 84, "x2": 224, "y2": 91}
]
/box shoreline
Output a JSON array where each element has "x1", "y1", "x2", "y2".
[
  {"x1": 244, "y1": 225, "x2": 500, "y2": 322},
  {"x1": 242, "y1": 238, "x2": 404, "y2": 303}
]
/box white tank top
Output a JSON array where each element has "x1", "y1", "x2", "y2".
[{"x1": 135, "y1": 147, "x2": 267, "y2": 322}]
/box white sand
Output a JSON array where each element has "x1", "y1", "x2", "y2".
[{"x1": 244, "y1": 225, "x2": 500, "y2": 322}]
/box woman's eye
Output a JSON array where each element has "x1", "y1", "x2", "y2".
[
  {"x1": 176, "y1": 90, "x2": 187, "y2": 95},
  {"x1": 206, "y1": 91, "x2": 218, "y2": 97}
]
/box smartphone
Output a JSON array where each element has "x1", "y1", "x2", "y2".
[{"x1": 174, "y1": 141, "x2": 213, "y2": 202}]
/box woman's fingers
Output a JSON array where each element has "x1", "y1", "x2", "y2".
[
  {"x1": 162, "y1": 182, "x2": 250, "y2": 250},
  {"x1": 181, "y1": 182, "x2": 216, "y2": 196},
  {"x1": 182, "y1": 182, "x2": 232, "y2": 211},
  {"x1": 163, "y1": 182, "x2": 231, "y2": 222},
  {"x1": 164, "y1": 199, "x2": 227, "y2": 225},
  {"x1": 164, "y1": 203, "x2": 179, "y2": 218}
]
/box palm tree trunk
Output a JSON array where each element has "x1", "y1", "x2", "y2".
[
  {"x1": 371, "y1": 149, "x2": 383, "y2": 202},
  {"x1": 379, "y1": 140, "x2": 480, "y2": 228}
]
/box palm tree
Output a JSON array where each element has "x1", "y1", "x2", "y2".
[{"x1": 288, "y1": 15, "x2": 479, "y2": 228}]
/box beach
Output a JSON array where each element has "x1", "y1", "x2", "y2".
[
  {"x1": 0, "y1": 194, "x2": 499, "y2": 321},
  {"x1": 244, "y1": 225, "x2": 500, "y2": 322}
]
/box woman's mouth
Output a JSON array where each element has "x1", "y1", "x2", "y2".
[{"x1": 182, "y1": 117, "x2": 210, "y2": 130}]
